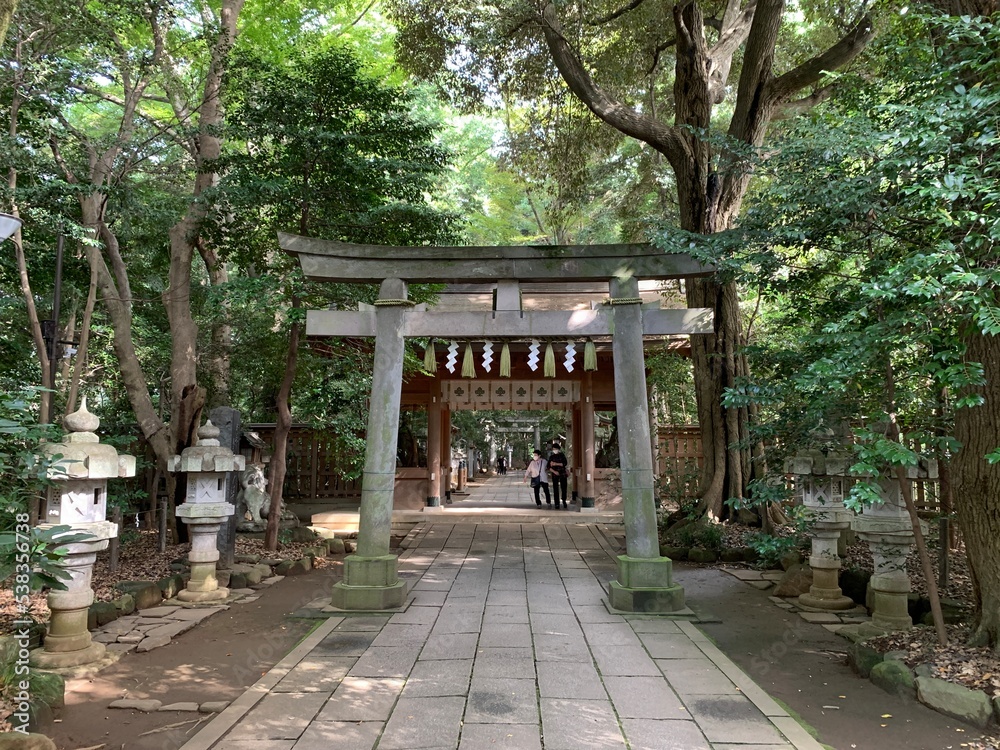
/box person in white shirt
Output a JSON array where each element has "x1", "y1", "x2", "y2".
[{"x1": 524, "y1": 449, "x2": 551, "y2": 508}]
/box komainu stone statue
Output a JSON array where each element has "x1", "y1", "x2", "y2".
[{"x1": 237, "y1": 463, "x2": 270, "y2": 529}]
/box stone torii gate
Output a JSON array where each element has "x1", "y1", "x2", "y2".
[{"x1": 281, "y1": 233, "x2": 715, "y2": 613}]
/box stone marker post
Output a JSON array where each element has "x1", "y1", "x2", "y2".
[
  {"x1": 788, "y1": 450, "x2": 855, "y2": 611},
  {"x1": 210, "y1": 406, "x2": 242, "y2": 570},
  {"x1": 330, "y1": 278, "x2": 408, "y2": 609},
  {"x1": 607, "y1": 276, "x2": 684, "y2": 612},
  {"x1": 168, "y1": 421, "x2": 244, "y2": 602},
  {"x1": 32, "y1": 400, "x2": 135, "y2": 669}
]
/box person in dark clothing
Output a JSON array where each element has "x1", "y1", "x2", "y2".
[
  {"x1": 547, "y1": 442, "x2": 569, "y2": 509},
  {"x1": 497, "y1": 455, "x2": 506, "y2": 475}
]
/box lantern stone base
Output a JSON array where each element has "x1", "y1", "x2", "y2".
[
  {"x1": 607, "y1": 555, "x2": 685, "y2": 613},
  {"x1": 330, "y1": 554, "x2": 407, "y2": 610},
  {"x1": 178, "y1": 561, "x2": 229, "y2": 602},
  {"x1": 870, "y1": 583, "x2": 913, "y2": 630},
  {"x1": 31, "y1": 641, "x2": 107, "y2": 669},
  {"x1": 798, "y1": 567, "x2": 854, "y2": 611},
  {"x1": 178, "y1": 586, "x2": 230, "y2": 603}
]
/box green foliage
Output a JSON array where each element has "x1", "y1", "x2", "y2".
[
  {"x1": 656, "y1": 460, "x2": 702, "y2": 515},
  {"x1": 661, "y1": 519, "x2": 723, "y2": 552},
  {"x1": 0, "y1": 524, "x2": 96, "y2": 591},
  {"x1": 745, "y1": 505, "x2": 812, "y2": 569},
  {"x1": 656, "y1": 10, "x2": 1000, "y2": 484},
  {"x1": 744, "y1": 532, "x2": 802, "y2": 570},
  {"x1": 0, "y1": 389, "x2": 60, "y2": 531},
  {"x1": 0, "y1": 648, "x2": 63, "y2": 716}
]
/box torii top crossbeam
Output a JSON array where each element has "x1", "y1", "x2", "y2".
[
  {"x1": 279, "y1": 233, "x2": 717, "y2": 339},
  {"x1": 278, "y1": 232, "x2": 714, "y2": 284}
]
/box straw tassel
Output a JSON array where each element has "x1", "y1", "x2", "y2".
[
  {"x1": 584, "y1": 339, "x2": 598, "y2": 371},
  {"x1": 462, "y1": 342, "x2": 476, "y2": 378},
  {"x1": 423, "y1": 339, "x2": 437, "y2": 372},
  {"x1": 543, "y1": 342, "x2": 556, "y2": 378},
  {"x1": 499, "y1": 343, "x2": 511, "y2": 378}
]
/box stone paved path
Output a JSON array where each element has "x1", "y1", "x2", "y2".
[{"x1": 181, "y1": 522, "x2": 823, "y2": 750}]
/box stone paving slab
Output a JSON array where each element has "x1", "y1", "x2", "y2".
[
  {"x1": 402, "y1": 659, "x2": 473, "y2": 697},
  {"x1": 540, "y1": 698, "x2": 626, "y2": 750},
  {"x1": 622, "y1": 718, "x2": 712, "y2": 750},
  {"x1": 603, "y1": 675, "x2": 689, "y2": 719},
  {"x1": 181, "y1": 516, "x2": 831, "y2": 750},
  {"x1": 292, "y1": 721, "x2": 383, "y2": 750},
  {"x1": 537, "y1": 660, "x2": 606, "y2": 700},
  {"x1": 316, "y1": 677, "x2": 404, "y2": 721},
  {"x1": 377, "y1": 696, "x2": 465, "y2": 749},
  {"x1": 272, "y1": 657, "x2": 355, "y2": 693},
  {"x1": 466, "y1": 676, "x2": 539, "y2": 723},
  {"x1": 459, "y1": 723, "x2": 542, "y2": 750}
]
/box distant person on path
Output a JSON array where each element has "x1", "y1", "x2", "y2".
[
  {"x1": 547, "y1": 442, "x2": 569, "y2": 509},
  {"x1": 524, "y1": 449, "x2": 551, "y2": 507},
  {"x1": 497, "y1": 455, "x2": 506, "y2": 475}
]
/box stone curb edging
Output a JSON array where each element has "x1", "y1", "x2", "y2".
[
  {"x1": 174, "y1": 616, "x2": 343, "y2": 750},
  {"x1": 841, "y1": 631, "x2": 999, "y2": 730}
]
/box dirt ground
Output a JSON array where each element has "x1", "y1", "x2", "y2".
[
  {"x1": 49, "y1": 567, "x2": 339, "y2": 750},
  {"x1": 47, "y1": 557, "x2": 992, "y2": 750},
  {"x1": 680, "y1": 564, "x2": 991, "y2": 750}
]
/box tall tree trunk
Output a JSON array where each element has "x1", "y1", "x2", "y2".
[
  {"x1": 538, "y1": 0, "x2": 874, "y2": 518},
  {"x1": 952, "y1": 330, "x2": 1000, "y2": 651},
  {"x1": 66, "y1": 248, "x2": 98, "y2": 414},
  {"x1": 0, "y1": 0, "x2": 17, "y2": 49},
  {"x1": 266, "y1": 298, "x2": 301, "y2": 551},
  {"x1": 164, "y1": 0, "x2": 244, "y2": 454}
]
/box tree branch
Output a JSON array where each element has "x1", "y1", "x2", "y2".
[
  {"x1": 646, "y1": 37, "x2": 676, "y2": 75},
  {"x1": 538, "y1": 2, "x2": 686, "y2": 168},
  {"x1": 767, "y1": 14, "x2": 875, "y2": 102},
  {"x1": 773, "y1": 84, "x2": 836, "y2": 119},
  {"x1": 587, "y1": 0, "x2": 652, "y2": 25},
  {"x1": 707, "y1": 0, "x2": 756, "y2": 103}
]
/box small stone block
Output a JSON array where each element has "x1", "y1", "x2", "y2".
[
  {"x1": 199, "y1": 701, "x2": 230, "y2": 713},
  {"x1": 343, "y1": 555, "x2": 399, "y2": 587},
  {"x1": 608, "y1": 580, "x2": 686, "y2": 613},
  {"x1": 109, "y1": 699, "x2": 162, "y2": 712},
  {"x1": 136, "y1": 635, "x2": 172, "y2": 652},
  {"x1": 330, "y1": 580, "x2": 407, "y2": 611},
  {"x1": 798, "y1": 612, "x2": 842, "y2": 624},
  {"x1": 615, "y1": 555, "x2": 674, "y2": 589},
  {"x1": 159, "y1": 702, "x2": 200, "y2": 712}
]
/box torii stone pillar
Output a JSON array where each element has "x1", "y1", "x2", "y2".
[
  {"x1": 580, "y1": 372, "x2": 597, "y2": 510},
  {"x1": 571, "y1": 404, "x2": 581, "y2": 503},
  {"x1": 426, "y1": 394, "x2": 442, "y2": 509},
  {"x1": 607, "y1": 277, "x2": 684, "y2": 611},
  {"x1": 330, "y1": 279, "x2": 408, "y2": 609},
  {"x1": 442, "y1": 406, "x2": 452, "y2": 501}
]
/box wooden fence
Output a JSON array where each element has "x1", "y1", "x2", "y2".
[
  {"x1": 656, "y1": 425, "x2": 704, "y2": 502},
  {"x1": 245, "y1": 424, "x2": 361, "y2": 501}
]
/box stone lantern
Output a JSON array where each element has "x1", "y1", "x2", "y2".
[
  {"x1": 787, "y1": 449, "x2": 855, "y2": 611},
  {"x1": 31, "y1": 399, "x2": 135, "y2": 669},
  {"x1": 852, "y1": 465, "x2": 933, "y2": 630},
  {"x1": 168, "y1": 420, "x2": 244, "y2": 602}
]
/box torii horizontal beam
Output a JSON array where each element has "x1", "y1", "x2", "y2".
[
  {"x1": 306, "y1": 307, "x2": 714, "y2": 338},
  {"x1": 279, "y1": 232, "x2": 715, "y2": 283}
]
